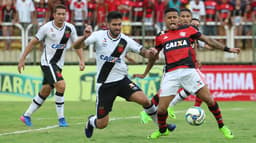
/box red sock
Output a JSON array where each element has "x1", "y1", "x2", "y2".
[
  {"x1": 157, "y1": 112, "x2": 168, "y2": 133},
  {"x1": 194, "y1": 96, "x2": 203, "y2": 107},
  {"x1": 208, "y1": 102, "x2": 224, "y2": 128}
]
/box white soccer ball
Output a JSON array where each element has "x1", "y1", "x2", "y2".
[{"x1": 185, "y1": 106, "x2": 206, "y2": 126}]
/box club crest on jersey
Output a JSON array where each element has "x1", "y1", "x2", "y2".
[
  {"x1": 165, "y1": 40, "x2": 188, "y2": 49},
  {"x1": 100, "y1": 55, "x2": 121, "y2": 63},
  {"x1": 65, "y1": 31, "x2": 70, "y2": 38},
  {"x1": 117, "y1": 44, "x2": 124, "y2": 53},
  {"x1": 51, "y1": 44, "x2": 66, "y2": 49}
]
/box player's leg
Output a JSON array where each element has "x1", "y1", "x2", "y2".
[
  {"x1": 85, "y1": 82, "x2": 117, "y2": 138},
  {"x1": 54, "y1": 80, "x2": 67, "y2": 127},
  {"x1": 20, "y1": 84, "x2": 52, "y2": 126},
  {"x1": 168, "y1": 89, "x2": 190, "y2": 119},
  {"x1": 196, "y1": 86, "x2": 234, "y2": 139},
  {"x1": 149, "y1": 71, "x2": 179, "y2": 139},
  {"x1": 129, "y1": 91, "x2": 157, "y2": 123},
  {"x1": 46, "y1": 64, "x2": 68, "y2": 127},
  {"x1": 182, "y1": 68, "x2": 234, "y2": 139},
  {"x1": 194, "y1": 96, "x2": 203, "y2": 107},
  {"x1": 119, "y1": 77, "x2": 157, "y2": 123}
]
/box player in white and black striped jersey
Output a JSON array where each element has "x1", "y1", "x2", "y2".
[
  {"x1": 18, "y1": 4, "x2": 85, "y2": 127},
  {"x1": 73, "y1": 11, "x2": 170, "y2": 138}
]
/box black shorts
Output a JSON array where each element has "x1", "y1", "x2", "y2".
[
  {"x1": 41, "y1": 65, "x2": 64, "y2": 86},
  {"x1": 96, "y1": 76, "x2": 141, "y2": 119}
]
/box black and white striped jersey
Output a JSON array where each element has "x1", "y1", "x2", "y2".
[
  {"x1": 35, "y1": 21, "x2": 77, "y2": 68},
  {"x1": 85, "y1": 30, "x2": 142, "y2": 83}
]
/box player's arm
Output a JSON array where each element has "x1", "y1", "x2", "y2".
[
  {"x1": 74, "y1": 47, "x2": 85, "y2": 71},
  {"x1": 198, "y1": 34, "x2": 240, "y2": 53},
  {"x1": 73, "y1": 25, "x2": 92, "y2": 49},
  {"x1": 18, "y1": 37, "x2": 40, "y2": 73},
  {"x1": 133, "y1": 48, "x2": 159, "y2": 78}
]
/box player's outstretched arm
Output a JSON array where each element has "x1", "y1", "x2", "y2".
[
  {"x1": 198, "y1": 34, "x2": 240, "y2": 54},
  {"x1": 18, "y1": 38, "x2": 40, "y2": 74},
  {"x1": 133, "y1": 48, "x2": 159, "y2": 78},
  {"x1": 73, "y1": 25, "x2": 92, "y2": 49}
]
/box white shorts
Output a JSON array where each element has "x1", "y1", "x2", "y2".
[{"x1": 159, "y1": 68, "x2": 206, "y2": 97}]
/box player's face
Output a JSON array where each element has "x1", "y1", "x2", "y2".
[
  {"x1": 108, "y1": 18, "x2": 122, "y2": 37},
  {"x1": 180, "y1": 11, "x2": 192, "y2": 25},
  {"x1": 53, "y1": 8, "x2": 66, "y2": 26},
  {"x1": 164, "y1": 11, "x2": 179, "y2": 30},
  {"x1": 191, "y1": 20, "x2": 200, "y2": 28}
]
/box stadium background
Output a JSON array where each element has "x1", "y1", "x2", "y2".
[{"x1": 0, "y1": 0, "x2": 255, "y2": 101}]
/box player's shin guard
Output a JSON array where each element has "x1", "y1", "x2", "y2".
[
  {"x1": 169, "y1": 89, "x2": 189, "y2": 107},
  {"x1": 144, "y1": 103, "x2": 157, "y2": 123},
  {"x1": 24, "y1": 93, "x2": 46, "y2": 117},
  {"x1": 157, "y1": 112, "x2": 168, "y2": 133},
  {"x1": 55, "y1": 92, "x2": 65, "y2": 119},
  {"x1": 194, "y1": 96, "x2": 203, "y2": 107},
  {"x1": 208, "y1": 101, "x2": 224, "y2": 128}
]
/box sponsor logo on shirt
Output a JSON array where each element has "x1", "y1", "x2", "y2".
[
  {"x1": 100, "y1": 55, "x2": 121, "y2": 63},
  {"x1": 51, "y1": 44, "x2": 66, "y2": 49},
  {"x1": 165, "y1": 40, "x2": 188, "y2": 49}
]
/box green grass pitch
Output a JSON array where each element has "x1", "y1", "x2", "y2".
[{"x1": 0, "y1": 101, "x2": 256, "y2": 143}]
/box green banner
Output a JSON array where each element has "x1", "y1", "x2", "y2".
[
  {"x1": 0, "y1": 72, "x2": 43, "y2": 98},
  {"x1": 0, "y1": 65, "x2": 164, "y2": 101}
]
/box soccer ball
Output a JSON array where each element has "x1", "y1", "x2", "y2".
[{"x1": 185, "y1": 106, "x2": 206, "y2": 126}]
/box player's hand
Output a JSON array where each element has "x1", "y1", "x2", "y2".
[
  {"x1": 83, "y1": 24, "x2": 92, "y2": 38},
  {"x1": 229, "y1": 48, "x2": 240, "y2": 54},
  {"x1": 133, "y1": 74, "x2": 146, "y2": 79},
  {"x1": 79, "y1": 61, "x2": 85, "y2": 71},
  {"x1": 148, "y1": 48, "x2": 158, "y2": 57},
  {"x1": 18, "y1": 59, "x2": 25, "y2": 74}
]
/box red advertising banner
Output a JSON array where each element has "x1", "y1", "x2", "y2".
[{"x1": 186, "y1": 65, "x2": 256, "y2": 101}]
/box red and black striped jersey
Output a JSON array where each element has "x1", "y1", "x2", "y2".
[{"x1": 155, "y1": 25, "x2": 201, "y2": 72}]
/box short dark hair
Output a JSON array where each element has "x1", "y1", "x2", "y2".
[
  {"x1": 53, "y1": 4, "x2": 66, "y2": 13},
  {"x1": 107, "y1": 11, "x2": 123, "y2": 22},
  {"x1": 180, "y1": 8, "x2": 192, "y2": 14},
  {"x1": 192, "y1": 18, "x2": 200, "y2": 23},
  {"x1": 164, "y1": 8, "x2": 179, "y2": 15}
]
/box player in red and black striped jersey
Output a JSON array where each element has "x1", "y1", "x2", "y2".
[{"x1": 143, "y1": 8, "x2": 239, "y2": 139}]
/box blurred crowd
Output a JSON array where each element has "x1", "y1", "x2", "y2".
[{"x1": 0, "y1": 0, "x2": 255, "y2": 50}]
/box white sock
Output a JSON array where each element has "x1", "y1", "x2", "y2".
[
  {"x1": 89, "y1": 115, "x2": 97, "y2": 128},
  {"x1": 169, "y1": 89, "x2": 189, "y2": 107},
  {"x1": 144, "y1": 104, "x2": 157, "y2": 123},
  {"x1": 24, "y1": 94, "x2": 45, "y2": 117},
  {"x1": 55, "y1": 92, "x2": 64, "y2": 119}
]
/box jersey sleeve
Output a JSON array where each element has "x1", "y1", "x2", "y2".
[
  {"x1": 84, "y1": 31, "x2": 98, "y2": 46},
  {"x1": 189, "y1": 26, "x2": 201, "y2": 40},
  {"x1": 35, "y1": 25, "x2": 47, "y2": 41},
  {"x1": 126, "y1": 37, "x2": 142, "y2": 54},
  {"x1": 70, "y1": 24, "x2": 78, "y2": 42},
  {"x1": 155, "y1": 36, "x2": 163, "y2": 51}
]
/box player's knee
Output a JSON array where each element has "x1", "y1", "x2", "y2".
[{"x1": 55, "y1": 82, "x2": 66, "y2": 92}]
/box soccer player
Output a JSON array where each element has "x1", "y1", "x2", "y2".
[
  {"x1": 140, "y1": 8, "x2": 240, "y2": 139},
  {"x1": 18, "y1": 4, "x2": 85, "y2": 127},
  {"x1": 73, "y1": 11, "x2": 176, "y2": 138}
]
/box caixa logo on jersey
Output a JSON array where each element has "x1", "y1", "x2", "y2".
[
  {"x1": 100, "y1": 55, "x2": 121, "y2": 63},
  {"x1": 51, "y1": 44, "x2": 66, "y2": 49}
]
